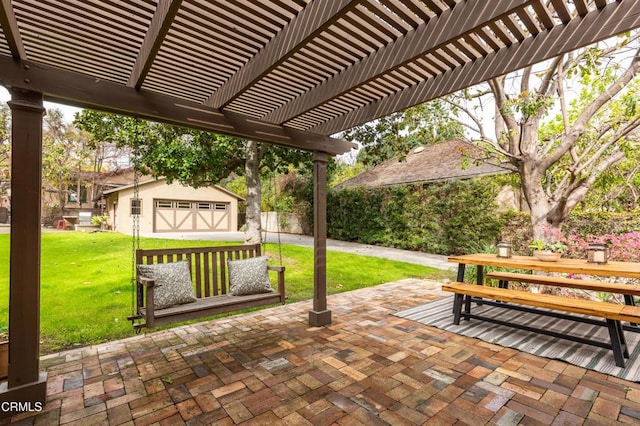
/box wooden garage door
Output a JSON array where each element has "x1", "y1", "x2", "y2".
[{"x1": 154, "y1": 200, "x2": 230, "y2": 232}]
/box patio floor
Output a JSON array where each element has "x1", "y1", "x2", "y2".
[{"x1": 5, "y1": 278, "x2": 640, "y2": 425}]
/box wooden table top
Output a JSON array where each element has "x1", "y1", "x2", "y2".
[{"x1": 448, "y1": 253, "x2": 640, "y2": 279}]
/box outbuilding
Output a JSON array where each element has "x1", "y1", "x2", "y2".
[{"x1": 102, "y1": 178, "x2": 243, "y2": 234}]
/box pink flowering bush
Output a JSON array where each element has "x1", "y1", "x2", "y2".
[{"x1": 560, "y1": 231, "x2": 640, "y2": 262}]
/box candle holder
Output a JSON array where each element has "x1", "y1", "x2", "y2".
[
  {"x1": 497, "y1": 242, "x2": 512, "y2": 258},
  {"x1": 587, "y1": 243, "x2": 608, "y2": 264}
]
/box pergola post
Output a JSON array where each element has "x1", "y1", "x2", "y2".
[
  {"x1": 0, "y1": 89, "x2": 47, "y2": 413},
  {"x1": 309, "y1": 151, "x2": 331, "y2": 326}
]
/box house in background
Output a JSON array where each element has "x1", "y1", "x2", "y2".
[
  {"x1": 102, "y1": 177, "x2": 243, "y2": 234},
  {"x1": 336, "y1": 139, "x2": 524, "y2": 211}
]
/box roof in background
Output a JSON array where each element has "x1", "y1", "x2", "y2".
[
  {"x1": 1, "y1": 1, "x2": 638, "y2": 155},
  {"x1": 336, "y1": 139, "x2": 514, "y2": 189},
  {"x1": 101, "y1": 176, "x2": 245, "y2": 201}
]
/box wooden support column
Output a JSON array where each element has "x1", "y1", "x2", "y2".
[
  {"x1": 309, "y1": 151, "x2": 331, "y2": 326},
  {"x1": 0, "y1": 89, "x2": 47, "y2": 415}
]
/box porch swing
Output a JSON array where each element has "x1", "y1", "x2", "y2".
[{"x1": 127, "y1": 137, "x2": 286, "y2": 330}]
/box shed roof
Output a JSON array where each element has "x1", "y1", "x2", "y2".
[
  {"x1": 101, "y1": 176, "x2": 245, "y2": 201},
  {"x1": 336, "y1": 139, "x2": 514, "y2": 189},
  {"x1": 1, "y1": 1, "x2": 639, "y2": 155}
]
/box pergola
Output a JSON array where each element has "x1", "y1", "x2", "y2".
[{"x1": 0, "y1": 0, "x2": 639, "y2": 410}]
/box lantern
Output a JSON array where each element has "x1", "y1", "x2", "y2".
[
  {"x1": 497, "y1": 242, "x2": 512, "y2": 258},
  {"x1": 587, "y1": 244, "x2": 608, "y2": 264}
]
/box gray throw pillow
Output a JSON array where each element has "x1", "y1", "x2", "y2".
[
  {"x1": 228, "y1": 256, "x2": 274, "y2": 296},
  {"x1": 137, "y1": 260, "x2": 196, "y2": 310}
]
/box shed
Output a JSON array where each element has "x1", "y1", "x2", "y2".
[{"x1": 102, "y1": 178, "x2": 243, "y2": 234}]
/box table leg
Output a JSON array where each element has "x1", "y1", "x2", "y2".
[
  {"x1": 475, "y1": 265, "x2": 484, "y2": 305},
  {"x1": 452, "y1": 294, "x2": 463, "y2": 325},
  {"x1": 624, "y1": 295, "x2": 638, "y2": 326},
  {"x1": 456, "y1": 264, "x2": 466, "y2": 282},
  {"x1": 606, "y1": 319, "x2": 627, "y2": 367}
]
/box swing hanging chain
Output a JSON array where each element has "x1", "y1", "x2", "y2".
[
  {"x1": 130, "y1": 119, "x2": 143, "y2": 331},
  {"x1": 271, "y1": 171, "x2": 283, "y2": 266}
]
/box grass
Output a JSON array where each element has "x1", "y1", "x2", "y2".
[{"x1": 0, "y1": 232, "x2": 453, "y2": 354}]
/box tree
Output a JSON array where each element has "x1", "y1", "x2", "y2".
[
  {"x1": 74, "y1": 110, "x2": 311, "y2": 244},
  {"x1": 448, "y1": 35, "x2": 640, "y2": 240},
  {"x1": 42, "y1": 108, "x2": 91, "y2": 215},
  {"x1": 343, "y1": 99, "x2": 464, "y2": 166}
]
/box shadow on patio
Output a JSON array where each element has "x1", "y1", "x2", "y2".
[{"x1": 5, "y1": 279, "x2": 640, "y2": 425}]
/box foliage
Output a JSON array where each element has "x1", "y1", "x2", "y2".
[
  {"x1": 446, "y1": 35, "x2": 640, "y2": 240},
  {"x1": 42, "y1": 108, "x2": 94, "y2": 215},
  {"x1": 75, "y1": 110, "x2": 314, "y2": 243},
  {"x1": 502, "y1": 210, "x2": 640, "y2": 255},
  {"x1": 90, "y1": 215, "x2": 108, "y2": 225},
  {"x1": 329, "y1": 161, "x2": 367, "y2": 187},
  {"x1": 560, "y1": 231, "x2": 640, "y2": 263},
  {"x1": 529, "y1": 239, "x2": 567, "y2": 254},
  {"x1": 342, "y1": 100, "x2": 464, "y2": 167},
  {"x1": 324, "y1": 177, "x2": 505, "y2": 255},
  {"x1": 0, "y1": 232, "x2": 449, "y2": 353}
]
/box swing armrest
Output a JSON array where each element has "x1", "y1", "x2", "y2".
[
  {"x1": 137, "y1": 276, "x2": 156, "y2": 287},
  {"x1": 137, "y1": 276, "x2": 156, "y2": 326},
  {"x1": 267, "y1": 265, "x2": 286, "y2": 304}
]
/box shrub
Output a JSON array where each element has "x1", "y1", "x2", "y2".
[{"x1": 325, "y1": 177, "x2": 504, "y2": 255}]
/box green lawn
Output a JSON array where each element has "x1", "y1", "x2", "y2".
[{"x1": 0, "y1": 232, "x2": 452, "y2": 354}]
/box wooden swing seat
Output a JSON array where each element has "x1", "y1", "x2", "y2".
[{"x1": 131, "y1": 244, "x2": 285, "y2": 328}]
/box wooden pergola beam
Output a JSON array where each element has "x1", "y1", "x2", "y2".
[
  {"x1": 0, "y1": 0, "x2": 26, "y2": 59},
  {"x1": 264, "y1": 0, "x2": 534, "y2": 124},
  {"x1": 205, "y1": 0, "x2": 359, "y2": 109},
  {"x1": 128, "y1": 0, "x2": 183, "y2": 89},
  {"x1": 312, "y1": 0, "x2": 640, "y2": 135},
  {"x1": 0, "y1": 57, "x2": 355, "y2": 155}
]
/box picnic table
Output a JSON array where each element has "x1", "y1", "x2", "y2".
[{"x1": 443, "y1": 253, "x2": 640, "y2": 367}]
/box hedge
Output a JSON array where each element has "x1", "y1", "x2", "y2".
[
  {"x1": 326, "y1": 178, "x2": 504, "y2": 255},
  {"x1": 318, "y1": 178, "x2": 640, "y2": 256}
]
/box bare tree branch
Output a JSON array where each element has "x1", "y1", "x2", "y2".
[
  {"x1": 541, "y1": 47, "x2": 640, "y2": 169},
  {"x1": 489, "y1": 76, "x2": 519, "y2": 154}
]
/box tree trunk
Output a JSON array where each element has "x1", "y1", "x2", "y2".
[
  {"x1": 244, "y1": 140, "x2": 262, "y2": 244},
  {"x1": 521, "y1": 161, "x2": 563, "y2": 242}
]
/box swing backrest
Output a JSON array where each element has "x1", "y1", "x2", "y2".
[{"x1": 135, "y1": 244, "x2": 263, "y2": 297}]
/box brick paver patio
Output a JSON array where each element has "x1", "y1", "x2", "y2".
[{"x1": 4, "y1": 278, "x2": 640, "y2": 425}]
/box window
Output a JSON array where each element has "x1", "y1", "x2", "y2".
[
  {"x1": 214, "y1": 203, "x2": 227, "y2": 211},
  {"x1": 67, "y1": 185, "x2": 87, "y2": 203},
  {"x1": 176, "y1": 202, "x2": 191, "y2": 209},
  {"x1": 130, "y1": 198, "x2": 141, "y2": 216},
  {"x1": 156, "y1": 200, "x2": 172, "y2": 208},
  {"x1": 198, "y1": 202, "x2": 212, "y2": 210}
]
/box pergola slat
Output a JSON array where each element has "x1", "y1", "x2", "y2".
[
  {"x1": 532, "y1": 0, "x2": 556, "y2": 29},
  {"x1": 2, "y1": 0, "x2": 635, "y2": 137},
  {"x1": 128, "y1": 0, "x2": 182, "y2": 88},
  {"x1": 0, "y1": 0, "x2": 25, "y2": 59},
  {"x1": 264, "y1": 0, "x2": 533, "y2": 124},
  {"x1": 311, "y1": 0, "x2": 640, "y2": 135},
  {"x1": 205, "y1": 0, "x2": 359, "y2": 109},
  {"x1": 550, "y1": 0, "x2": 572, "y2": 24}
]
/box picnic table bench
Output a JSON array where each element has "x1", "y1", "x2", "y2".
[{"x1": 445, "y1": 254, "x2": 640, "y2": 368}]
